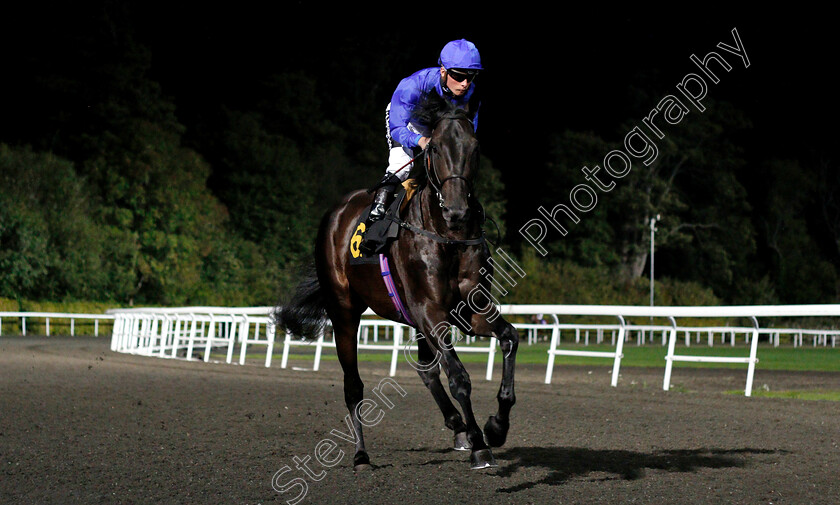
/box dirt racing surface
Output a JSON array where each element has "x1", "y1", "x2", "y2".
[{"x1": 1, "y1": 336, "x2": 839, "y2": 505}]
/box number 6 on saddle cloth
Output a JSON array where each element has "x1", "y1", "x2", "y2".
[{"x1": 350, "y1": 181, "x2": 418, "y2": 261}]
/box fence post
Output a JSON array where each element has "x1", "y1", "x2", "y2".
[
  {"x1": 610, "y1": 315, "x2": 627, "y2": 387},
  {"x1": 485, "y1": 337, "x2": 496, "y2": 381},
  {"x1": 225, "y1": 316, "x2": 236, "y2": 364},
  {"x1": 280, "y1": 331, "x2": 292, "y2": 369},
  {"x1": 138, "y1": 315, "x2": 148, "y2": 354},
  {"x1": 171, "y1": 315, "x2": 183, "y2": 358},
  {"x1": 109, "y1": 315, "x2": 118, "y2": 351},
  {"x1": 159, "y1": 315, "x2": 170, "y2": 357},
  {"x1": 260, "y1": 321, "x2": 271, "y2": 368},
  {"x1": 390, "y1": 325, "x2": 402, "y2": 377},
  {"x1": 544, "y1": 321, "x2": 560, "y2": 384},
  {"x1": 662, "y1": 317, "x2": 679, "y2": 391},
  {"x1": 313, "y1": 328, "x2": 324, "y2": 371},
  {"x1": 239, "y1": 315, "x2": 250, "y2": 365},
  {"x1": 204, "y1": 315, "x2": 216, "y2": 363},
  {"x1": 187, "y1": 314, "x2": 198, "y2": 361},
  {"x1": 744, "y1": 316, "x2": 760, "y2": 397}
]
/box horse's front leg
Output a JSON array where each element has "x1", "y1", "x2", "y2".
[
  {"x1": 417, "y1": 311, "x2": 497, "y2": 469},
  {"x1": 413, "y1": 336, "x2": 471, "y2": 451},
  {"x1": 477, "y1": 315, "x2": 519, "y2": 447},
  {"x1": 456, "y1": 255, "x2": 519, "y2": 448}
]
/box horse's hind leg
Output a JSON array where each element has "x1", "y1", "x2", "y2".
[
  {"x1": 413, "y1": 335, "x2": 470, "y2": 451},
  {"x1": 329, "y1": 307, "x2": 371, "y2": 470}
]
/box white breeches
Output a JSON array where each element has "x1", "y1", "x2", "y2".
[{"x1": 384, "y1": 102, "x2": 421, "y2": 182}]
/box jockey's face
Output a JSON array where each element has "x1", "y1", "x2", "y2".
[{"x1": 440, "y1": 67, "x2": 475, "y2": 96}]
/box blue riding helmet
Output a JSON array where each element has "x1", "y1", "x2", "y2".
[{"x1": 438, "y1": 39, "x2": 483, "y2": 71}]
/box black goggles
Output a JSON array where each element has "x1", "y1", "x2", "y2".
[{"x1": 447, "y1": 69, "x2": 478, "y2": 83}]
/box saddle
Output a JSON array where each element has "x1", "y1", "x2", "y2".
[{"x1": 349, "y1": 179, "x2": 419, "y2": 265}]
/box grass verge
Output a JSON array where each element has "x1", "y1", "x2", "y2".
[
  {"x1": 264, "y1": 341, "x2": 840, "y2": 372},
  {"x1": 724, "y1": 389, "x2": 840, "y2": 401}
]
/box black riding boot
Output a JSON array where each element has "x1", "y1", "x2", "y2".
[
  {"x1": 360, "y1": 174, "x2": 401, "y2": 255},
  {"x1": 367, "y1": 173, "x2": 401, "y2": 222},
  {"x1": 368, "y1": 185, "x2": 391, "y2": 222}
]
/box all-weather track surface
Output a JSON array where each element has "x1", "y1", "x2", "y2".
[{"x1": 1, "y1": 336, "x2": 839, "y2": 505}]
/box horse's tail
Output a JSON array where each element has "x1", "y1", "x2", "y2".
[{"x1": 273, "y1": 264, "x2": 327, "y2": 340}]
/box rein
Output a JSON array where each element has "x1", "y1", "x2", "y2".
[{"x1": 386, "y1": 214, "x2": 486, "y2": 246}]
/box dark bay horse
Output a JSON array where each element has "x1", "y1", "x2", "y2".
[{"x1": 275, "y1": 94, "x2": 519, "y2": 471}]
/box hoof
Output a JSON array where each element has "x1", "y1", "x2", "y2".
[
  {"x1": 469, "y1": 448, "x2": 497, "y2": 470},
  {"x1": 353, "y1": 452, "x2": 370, "y2": 472},
  {"x1": 453, "y1": 431, "x2": 471, "y2": 451},
  {"x1": 483, "y1": 415, "x2": 509, "y2": 448},
  {"x1": 353, "y1": 463, "x2": 373, "y2": 473}
]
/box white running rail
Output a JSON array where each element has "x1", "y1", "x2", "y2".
[
  {"x1": 0, "y1": 312, "x2": 114, "y2": 337},
  {"x1": 505, "y1": 304, "x2": 840, "y2": 396},
  {"x1": 98, "y1": 304, "x2": 840, "y2": 397}
]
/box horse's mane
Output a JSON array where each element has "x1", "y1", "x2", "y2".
[
  {"x1": 410, "y1": 92, "x2": 472, "y2": 131},
  {"x1": 407, "y1": 93, "x2": 474, "y2": 182}
]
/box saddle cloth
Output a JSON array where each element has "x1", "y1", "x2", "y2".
[{"x1": 348, "y1": 179, "x2": 418, "y2": 265}]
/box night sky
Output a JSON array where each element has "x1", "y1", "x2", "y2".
[
  {"x1": 129, "y1": 7, "x2": 833, "y2": 139},
  {"x1": 148, "y1": 7, "x2": 834, "y2": 230},
  {"x1": 5, "y1": 4, "x2": 836, "y2": 229}
]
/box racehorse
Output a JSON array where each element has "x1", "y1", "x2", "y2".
[{"x1": 274, "y1": 93, "x2": 519, "y2": 471}]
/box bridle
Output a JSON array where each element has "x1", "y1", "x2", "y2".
[
  {"x1": 385, "y1": 113, "x2": 486, "y2": 247},
  {"x1": 424, "y1": 114, "x2": 475, "y2": 209},
  {"x1": 424, "y1": 143, "x2": 473, "y2": 209}
]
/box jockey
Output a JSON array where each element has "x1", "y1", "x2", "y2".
[{"x1": 366, "y1": 39, "x2": 482, "y2": 224}]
